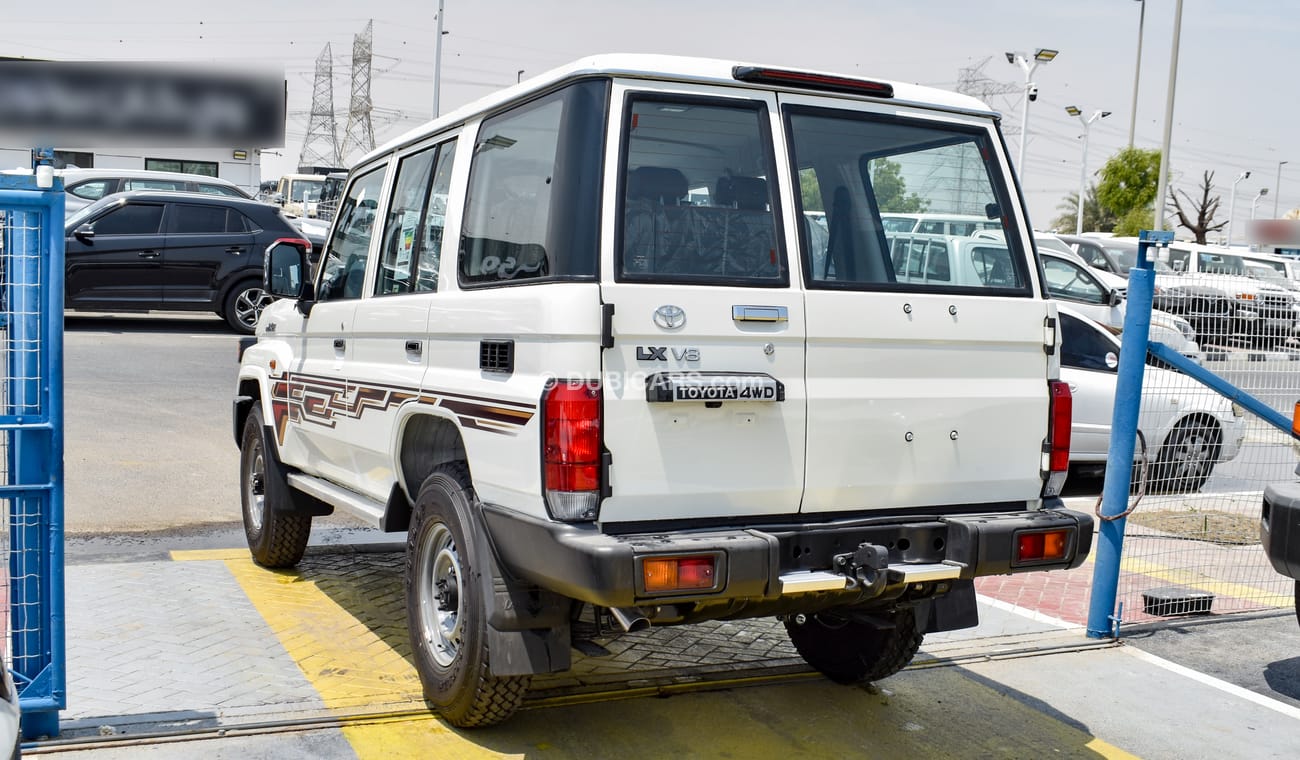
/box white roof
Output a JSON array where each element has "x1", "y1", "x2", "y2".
[{"x1": 359, "y1": 54, "x2": 996, "y2": 167}]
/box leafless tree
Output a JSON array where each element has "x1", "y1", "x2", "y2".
[{"x1": 1169, "y1": 170, "x2": 1228, "y2": 244}]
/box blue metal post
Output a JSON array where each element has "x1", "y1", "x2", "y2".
[
  {"x1": 0, "y1": 175, "x2": 65, "y2": 737},
  {"x1": 1086, "y1": 229, "x2": 1171, "y2": 638}
]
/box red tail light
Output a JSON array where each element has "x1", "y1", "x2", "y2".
[
  {"x1": 543, "y1": 380, "x2": 602, "y2": 522},
  {"x1": 1043, "y1": 380, "x2": 1072, "y2": 497},
  {"x1": 270, "y1": 236, "x2": 313, "y2": 256}
]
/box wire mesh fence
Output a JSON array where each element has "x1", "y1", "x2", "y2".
[
  {"x1": 1114, "y1": 255, "x2": 1300, "y2": 623},
  {"x1": 0, "y1": 177, "x2": 66, "y2": 737}
]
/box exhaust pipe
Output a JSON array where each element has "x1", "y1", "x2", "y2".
[{"x1": 608, "y1": 606, "x2": 650, "y2": 633}]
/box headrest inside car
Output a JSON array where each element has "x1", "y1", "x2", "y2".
[
  {"x1": 715, "y1": 176, "x2": 768, "y2": 210},
  {"x1": 627, "y1": 166, "x2": 688, "y2": 204}
]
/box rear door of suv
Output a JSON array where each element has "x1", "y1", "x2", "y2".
[
  {"x1": 599, "y1": 85, "x2": 807, "y2": 523},
  {"x1": 781, "y1": 94, "x2": 1053, "y2": 513}
]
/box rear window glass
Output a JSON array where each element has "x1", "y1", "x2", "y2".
[
  {"x1": 788, "y1": 106, "x2": 1025, "y2": 294},
  {"x1": 618, "y1": 97, "x2": 785, "y2": 285}
]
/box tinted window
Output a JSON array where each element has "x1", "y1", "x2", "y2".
[
  {"x1": 788, "y1": 107, "x2": 1021, "y2": 292},
  {"x1": 92, "y1": 204, "x2": 164, "y2": 235},
  {"x1": 171, "y1": 204, "x2": 230, "y2": 234},
  {"x1": 1061, "y1": 313, "x2": 1119, "y2": 372},
  {"x1": 459, "y1": 79, "x2": 606, "y2": 286},
  {"x1": 376, "y1": 139, "x2": 457, "y2": 295},
  {"x1": 69, "y1": 180, "x2": 111, "y2": 200},
  {"x1": 317, "y1": 167, "x2": 386, "y2": 302}
]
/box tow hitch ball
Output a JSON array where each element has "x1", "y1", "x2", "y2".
[{"x1": 833, "y1": 542, "x2": 890, "y2": 597}]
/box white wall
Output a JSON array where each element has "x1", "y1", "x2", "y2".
[{"x1": 0, "y1": 145, "x2": 262, "y2": 194}]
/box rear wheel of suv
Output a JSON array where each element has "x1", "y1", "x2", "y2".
[
  {"x1": 240, "y1": 406, "x2": 313, "y2": 568},
  {"x1": 406, "y1": 464, "x2": 529, "y2": 728},
  {"x1": 223, "y1": 280, "x2": 273, "y2": 334},
  {"x1": 784, "y1": 606, "x2": 923, "y2": 684}
]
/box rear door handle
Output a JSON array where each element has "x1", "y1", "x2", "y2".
[
  {"x1": 405, "y1": 340, "x2": 422, "y2": 355},
  {"x1": 137, "y1": 250, "x2": 159, "y2": 259},
  {"x1": 732, "y1": 305, "x2": 788, "y2": 323},
  {"x1": 226, "y1": 246, "x2": 246, "y2": 254},
  {"x1": 333, "y1": 338, "x2": 346, "y2": 351}
]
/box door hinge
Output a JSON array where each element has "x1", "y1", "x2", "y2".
[
  {"x1": 1043, "y1": 316, "x2": 1057, "y2": 355},
  {"x1": 601, "y1": 303, "x2": 615, "y2": 349}
]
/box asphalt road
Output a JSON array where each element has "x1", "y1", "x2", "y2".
[{"x1": 63, "y1": 311, "x2": 371, "y2": 537}]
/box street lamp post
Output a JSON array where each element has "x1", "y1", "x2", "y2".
[
  {"x1": 433, "y1": 0, "x2": 446, "y2": 118},
  {"x1": 1228, "y1": 170, "x2": 1251, "y2": 246},
  {"x1": 1128, "y1": 0, "x2": 1145, "y2": 148},
  {"x1": 1275, "y1": 160, "x2": 1289, "y2": 218},
  {"x1": 1006, "y1": 48, "x2": 1059, "y2": 178},
  {"x1": 1066, "y1": 106, "x2": 1111, "y2": 234},
  {"x1": 1251, "y1": 188, "x2": 1270, "y2": 221}
]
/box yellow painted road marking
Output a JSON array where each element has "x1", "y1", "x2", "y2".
[
  {"x1": 1120, "y1": 557, "x2": 1295, "y2": 608},
  {"x1": 207, "y1": 551, "x2": 1143, "y2": 759},
  {"x1": 171, "y1": 548, "x2": 249, "y2": 562}
]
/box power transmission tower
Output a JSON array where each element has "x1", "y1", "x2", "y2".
[
  {"x1": 298, "y1": 42, "x2": 341, "y2": 170},
  {"x1": 956, "y1": 57, "x2": 1020, "y2": 132},
  {"x1": 340, "y1": 20, "x2": 376, "y2": 163}
]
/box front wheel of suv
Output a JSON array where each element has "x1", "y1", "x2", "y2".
[
  {"x1": 239, "y1": 406, "x2": 312, "y2": 568},
  {"x1": 223, "y1": 280, "x2": 274, "y2": 334}
]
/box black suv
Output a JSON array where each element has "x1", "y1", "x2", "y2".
[{"x1": 65, "y1": 191, "x2": 310, "y2": 333}]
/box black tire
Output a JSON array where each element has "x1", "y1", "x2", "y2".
[
  {"x1": 239, "y1": 406, "x2": 312, "y2": 568},
  {"x1": 1153, "y1": 418, "x2": 1221, "y2": 494},
  {"x1": 223, "y1": 279, "x2": 273, "y2": 334},
  {"x1": 406, "y1": 463, "x2": 529, "y2": 728},
  {"x1": 784, "y1": 606, "x2": 923, "y2": 685}
]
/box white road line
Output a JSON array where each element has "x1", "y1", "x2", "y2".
[
  {"x1": 976, "y1": 594, "x2": 1082, "y2": 631},
  {"x1": 1120, "y1": 646, "x2": 1300, "y2": 721}
]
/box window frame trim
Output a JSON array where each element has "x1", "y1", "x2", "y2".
[{"x1": 372, "y1": 137, "x2": 459, "y2": 298}]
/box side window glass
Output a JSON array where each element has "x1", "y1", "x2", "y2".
[
  {"x1": 124, "y1": 179, "x2": 184, "y2": 191},
  {"x1": 317, "y1": 167, "x2": 386, "y2": 302},
  {"x1": 1060, "y1": 314, "x2": 1119, "y2": 372},
  {"x1": 917, "y1": 221, "x2": 943, "y2": 234},
  {"x1": 199, "y1": 184, "x2": 243, "y2": 197},
  {"x1": 417, "y1": 142, "x2": 456, "y2": 292},
  {"x1": 459, "y1": 96, "x2": 563, "y2": 284},
  {"x1": 376, "y1": 139, "x2": 457, "y2": 296},
  {"x1": 69, "y1": 180, "x2": 110, "y2": 200},
  {"x1": 228, "y1": 210, "x2": 253, "y2": 233},
  {"x1": 925, "y1": 241, "x2": 951, "y2": 281},
  {"x1": 92, "y1": 204, "x2": 164, "y2": 235},
  {"x1": 1043, "y1": 258, "x2": 1105, "y2": 304},
  {"x1": 170, "y1": 204, "x2": 229, "y2": 234},
  {"x1": 618, "y1": 98, "x2": 783, "y2": 284}
]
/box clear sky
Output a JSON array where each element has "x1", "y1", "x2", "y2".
[{"x1": 5, "y1": 0, "x2": 1298, "y2": 228}]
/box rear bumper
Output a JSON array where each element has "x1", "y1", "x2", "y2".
[
  {"x1": 482, "y1": 502, "x2": 1094, "y2": 609},
  {"x1": 1262, "y1": 483, "x2": 1300, "y2": 579}
]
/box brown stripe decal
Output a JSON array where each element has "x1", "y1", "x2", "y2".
[{"x1": 270, "y1": 372, "x2": 535, "y2": 443}]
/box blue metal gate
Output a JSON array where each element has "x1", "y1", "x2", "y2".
[{"x1": 0, "y1": 174, "x2": 65, "y2": 738}]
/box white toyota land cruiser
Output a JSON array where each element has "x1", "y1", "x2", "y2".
[{"x1": 234, "y1": 55, "x2": 1093, "y2": 727}]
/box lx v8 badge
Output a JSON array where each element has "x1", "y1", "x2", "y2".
[{"x1": 636, "y1": 346, "x2": 700, "y2": 362}]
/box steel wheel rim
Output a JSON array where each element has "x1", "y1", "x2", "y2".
[
  {"x1": 235, "y1": 287, "x2": 273, "y2": 329},
  {"x1": 245, "y1": 440, "x2": 266, "y2": 532},
  {"x1": 416, "y1": 522, "x2": 464, "y2": 668}
]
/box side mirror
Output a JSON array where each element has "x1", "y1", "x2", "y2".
[
  {"x1": 73, "y1": 223, "x2": 94, "y2": 244},
  {"x1": 1109, "y1": 288, "x2": 1123, "y2": 307},
  {"x1": 271, "y1": 192, "x2": 285, "y2": 205},
  {"x1": 263, "y1": 238, "x2": 315, "y2": 315}
]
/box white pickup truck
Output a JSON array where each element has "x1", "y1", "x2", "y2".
[{"x1": 234, "y1": 54, "x2": 1093, "y2": 727}]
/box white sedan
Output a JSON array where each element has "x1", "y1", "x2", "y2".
[{"x1": 1059, "y1": 307, "x2": 1245, "y2": 492}]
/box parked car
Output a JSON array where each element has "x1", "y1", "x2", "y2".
[
  {"x1": 1059, "y1": 307, "x2": 1244, "y2": 491},
  {"x1": 878, "y1": 212, "x2": 1004, "y2": 236},
  {"x1": 59, "y1": 168, "x2": 252, "y2": 218},
  {"x1": 64, "y1": 190, "x2": 312, "y2": 333},
  {"x1": 1157, "y1": 244, "x2": 1296, "y2": 346}
]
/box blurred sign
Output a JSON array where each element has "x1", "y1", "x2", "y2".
[
  {"x1": 0, "y1": 61, "x2": 285, "y2": 148},
  {"x1": 1248, "y1": 219, "x2": 1300, "y2": 247}
]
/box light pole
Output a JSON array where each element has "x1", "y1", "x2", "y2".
[
  {"x1": 1066, "y1": 106, "x2": 1111, "y2": 234},
  {"x1": 1251, "y1": 188, "x2": 1270, "y2": 221},
  {"x1": 433, "y1": 0, "x2": 446, "y2": 118},
  {"x1": 1275, "y1": 160, "x2": 1289, "y2": 218},
  {"x1": 1228, "y1": 170, "x2": 1251, "y2": 246},
  {"x1": 1006, "y1": 48, "x2": 1059, "y2": 177},
  {"x1": 1128, "y1": 0, "x2": 1145, "y2": 147},
  {"x1": 1153, "y1": 0, "x2": 1184, "y2": 231}
]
